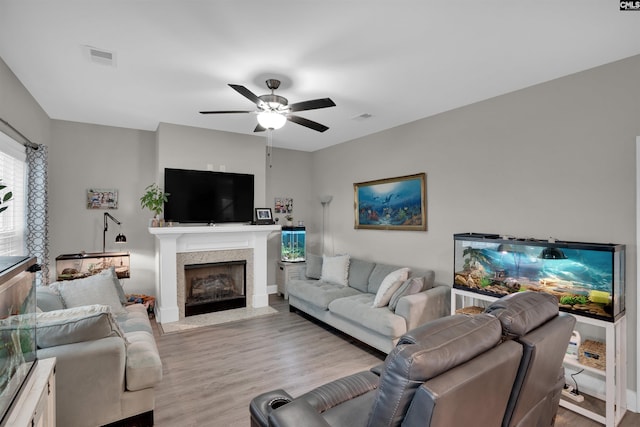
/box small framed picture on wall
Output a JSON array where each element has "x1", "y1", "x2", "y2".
[{"x1": 87, "y1": 188, "x2": 118, "y2": 209}]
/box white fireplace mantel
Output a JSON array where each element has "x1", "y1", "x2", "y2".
[{"x1": 149, "y1": 224, "x2": 281, "y2": 324}]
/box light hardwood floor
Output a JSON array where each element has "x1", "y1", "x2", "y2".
[{"x1": 152, "y1": 295, "x2": 639, "y2": 427}]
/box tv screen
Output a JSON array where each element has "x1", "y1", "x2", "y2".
[{"x1": 164, "y1": 168, "x2": 255, "y2": 224}]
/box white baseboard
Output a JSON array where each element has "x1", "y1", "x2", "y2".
[{"x1": 267, "y1": 284, "x2": 278, "y2": 294}]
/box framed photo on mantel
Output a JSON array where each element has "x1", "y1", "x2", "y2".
[
  {"x1": 255, "y1": 208, "x2": 274, "y2": 225},
  {"x1": 354, "y1": 173, "x2": 427, "y2": 231}
]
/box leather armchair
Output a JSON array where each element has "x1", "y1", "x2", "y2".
[{"x1": 250, "y1": 291, "x2": 575, "y2": 427}]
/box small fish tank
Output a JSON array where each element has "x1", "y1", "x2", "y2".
[
  {"x1": 281, "y1": 226, "x2": 306, "y2": 262},
  {"x1": 454, "y1": 233, "x2": 625, "y2": 322},
  {"x1": 55, "y1": 251, "x2": 130, "y2": 280}
]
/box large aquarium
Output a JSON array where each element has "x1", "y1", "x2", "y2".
[
  {"x1": 0, "y1": 257, "x2": 38, "y2": 425},
  {"x1": 453, "y1": 233, "x2": 625, "y2": 322},
  {"x1": 281, "y1": 226, "x2": 306, "y2": 262}
]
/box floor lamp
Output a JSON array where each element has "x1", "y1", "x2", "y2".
[{"x1": 320, "y1": 196, "x2": 333, "y2": 255}]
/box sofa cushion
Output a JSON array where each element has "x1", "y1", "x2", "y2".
[
  {"x1": 372, "y1": 268, "x2": 410, "y2": 308},
  {"x1": 320, "y1": 254, "x2": 350, "y2": 286},
  {"x1": 36, "y1": 304, "x2": 126, "y2": 348},
  {"x1": 328, "y1": 294, "x2": 408, "y2": 338},
  {"x1": 50, "y1": 269, "x2": 126, "y2": 314},
  {"x1": 113, "y1": 304, "x2": 163, "y2": 391},
  {"x1": 368, "y1": 263, "x2": 408, "y2": 294},
  {"x1": 116, "y1": 304, "x2": 154, "y2": 335},
  {"x1": 36, "y1": 286, "x2": 65, "y2": 312},
  {"x1": 305, "y1": 253, "x2": 323, "y2": 279},
  {"x1": 389, "y1": 277, "x2": 424, "y2": 311},
  {"x1": 288, "y1": 280, "x2": 361, "y2": 310},
  {"x1": 347, "y1": 258, "x2": 376, "y2": 293}
]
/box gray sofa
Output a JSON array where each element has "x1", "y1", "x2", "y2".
[
  {"x1": 35, "y1": 268, "x2": 162, "y2": 427},
  {"x1": 287, "y1": 255, "x2": 450, "y2": 353}
]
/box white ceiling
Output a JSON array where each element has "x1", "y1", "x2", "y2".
[{"x1": 1, "y1": 1, "x2": 639, "y2": 152}]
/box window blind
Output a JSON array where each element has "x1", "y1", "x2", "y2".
[{"x1": 0, "y1": 131, "x2": 26, "y2": 256}]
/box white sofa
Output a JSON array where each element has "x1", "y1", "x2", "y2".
[
  {"x1": 35, "y1": 268, "x2": 162, "y2": 427},
  {"x1": 287, "y1": 254, "x2": 450, "y2": 353}
]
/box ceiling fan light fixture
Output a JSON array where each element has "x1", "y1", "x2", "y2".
[{"x1": 257, "y1": 111, "x2": 286, "y2": 130}]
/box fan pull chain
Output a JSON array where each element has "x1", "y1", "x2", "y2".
[{"x1": 267, "y1": 129, "x2": 273, "y2": 168}]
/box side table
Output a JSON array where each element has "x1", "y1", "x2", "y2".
[{"x1": 276, "y1": 261, "x2": 306, "y2": 299}]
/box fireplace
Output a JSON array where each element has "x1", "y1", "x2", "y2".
[
  {"x1": 149, "y1": 224, "x2": 278, "y2": 324},
  {"x1": 184, "y1": 260, "x2": 246, "y2": 316}
]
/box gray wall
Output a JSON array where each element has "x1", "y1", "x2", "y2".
[
  {"x1": 266, "y1": 147, "x2": 314, "y2": 284},
  {"x1": 311, "y1": 54, "x2": 640, "y2": 393},
  {"x1": 0, "y1": 58, "x2": 49, "y2": 146},
  {"x1": 48, "y1": 120, "x2": 157, "y2": 295},
  {"x1": 156, "y1": 122, "x2": 267, "y2": 206}
]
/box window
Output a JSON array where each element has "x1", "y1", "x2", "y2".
[{"x1": 0, "y1": 131, "x2": 26, "y2": 256}]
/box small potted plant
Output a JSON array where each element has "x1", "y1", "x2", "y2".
[
  {"x1": 0, "y1": 179, "x2": 12, "y2": 214},
  {"x1": 140, "y1": 183, "x2": 169, "y2": 227},
  {"x1": 284, "y1": 214, "x2": 293, "y2": 226}
]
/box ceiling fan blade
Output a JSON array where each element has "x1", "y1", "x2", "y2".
[
  {"x1": 254, "y1": 124, "x2": 266, "y2": 132},
  {"x1": 289, "y1": 98, "x2": 336, "y2": 112},
  {"x1": 287, "y1": 115, "x2": 329, "y2": 133},
  {"x1": 229, "y1": 84, "x2": 263, "y2": 106},
  {"x1": 199, "y1": 110, "x2": 252, "y2": 114}
]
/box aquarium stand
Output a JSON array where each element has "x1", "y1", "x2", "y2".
[
  {"x1": 5, "y1": 358, "x2": 56, "y2": 427},
  {"x1": 276, "y1": 261, "x2": 306, "y2": 299},
  {"x1": 451, "y1": 288, "x2": 627, "y2": 427}
]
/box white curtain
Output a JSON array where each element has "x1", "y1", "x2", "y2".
[{"x1": 26, "y1": 144, "x2": 49, "y2": 285}]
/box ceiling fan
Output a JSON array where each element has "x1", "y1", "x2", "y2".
[{"x1": 200, "y1": 79, "x2": 336, "y2": 133}]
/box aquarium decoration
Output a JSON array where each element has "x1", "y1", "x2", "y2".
[
  {"x1": 354, "y1": 173, "x2": 426, "y2": 231},
  {"x1": 453, "y1": 233, "x2": 625, "y2": 322},
  {"x1": 281, "y1": 226, "x2": 306, "y2": 262}
]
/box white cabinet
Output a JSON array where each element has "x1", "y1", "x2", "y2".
[
  {"x1": 276, "y1": 261, "x2": 306, "y2": 299},
  {"x1": 451, "y1": 288, "x2": 626, "y2": 427},
  {"x1": 5, "y1": 357, "x2": 56, "y2": 427}
]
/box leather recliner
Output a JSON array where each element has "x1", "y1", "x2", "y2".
[{"x1": 250, "y1": 291, "x2": 575, "y2": 427}]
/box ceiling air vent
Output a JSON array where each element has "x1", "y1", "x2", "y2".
[
  {"x1": 351, "y1": 113, "x2": 373, "y2": 121},
  {"x1": 83, "y1": 45, "x2": 116, "y2": 67}
]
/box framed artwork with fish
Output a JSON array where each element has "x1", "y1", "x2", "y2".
[{"x1": 354, "y1": 173, "x2": 427, "y2": 231}]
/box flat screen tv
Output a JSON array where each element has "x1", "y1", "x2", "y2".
[
  {"x1": 164, "y1": 168, "x2": 255, "y2": 224},
  {"x1": 0, "y1": 256, "x2": 37, "y2": 426}
]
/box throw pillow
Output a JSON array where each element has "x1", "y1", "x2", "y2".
[
  {"x1": 320, "y1": 254, "x2": 350, "y2": 286},
  {"x1": 104, "y1": 267, "x2": 128, "y2": 305},
  {"x1": 50, "y1": 269, "x2": 126, "y2": 314},
  {"x1": 372, "y1": 268, "x2": 410, "y2": 308},
  {"x1": 36, "y1": 304, "x2": 126, "y2": 348},
  {"x1": 36, "y1": 286, "x2": 65, "y2": 312},
  {"x1": 389, "y1": 276, "x2": 425, "y2": 311},
  {"x1": 305, "y1": 253, "x2": 323, "y2": 279}
]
